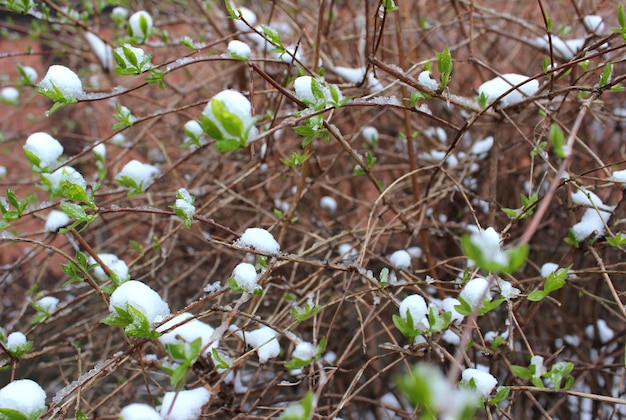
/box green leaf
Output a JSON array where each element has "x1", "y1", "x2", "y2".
[
  {"x1": 599, "y1": 63, "x2": 612, "y2": 87},
  {"x1": 260, "y1": 25, "x2": 284, "y2": 49},
  {"x1": 0, "y1": 408, "x2": 29, "y2": 420},
  {"x1": 199, "y1": 114, "x2": 223, "y2": 140},
  {"x1": 285, "y1": 356, "x2": 312, "y2": 369},
  {"x1": 211, "y1": 100, "x2": 244, "y2": 138},
  {"x1": 527, "y1": 290, "x2": 547, "y2": 302},
  {"x1": 549, "y1": 123, "x2": 566, "y2": 159},
  {"x1": 211, "y1": 347, "x2": 230, "y2": 369},
  {"x1": 619, "y1": 4, "x2": 626, "y2": 29},
  {"x1": 488, "y1": 386, "x2": 510, "y2": 405},
  {"x1": 510, "y1": 365, "x2": 532, "y2": 380}
]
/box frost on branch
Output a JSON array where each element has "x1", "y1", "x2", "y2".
[{"x1": 234, "y1": 227, "x2": 280, "y2": 255}]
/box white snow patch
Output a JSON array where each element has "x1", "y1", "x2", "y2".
[
  {"x1": 534, "y1": 35, "x2": 585, "y2": 60},
  {"x1": 583, "y1": 15, "x2": 605, "y2": 35},
  {"x1": 228, "y1": 40, "x2": 251, "y2": 59},
  {"x1": 120, "y1": 403, "x2": 160, "y2": 420},
  {"x1": 460, "y1": 277, "x2": 491, "y2": 310},
  {"x1": 85, "y1": 32, "x2": 113, "y2": 71},
  {"x1": 478, "y1": 74, "x2": 539, "y2": 108},
  {"x1": 0, "y1": 87, "x2": 18, "y2": 104},
  {"x1": 108, "y1": 280, "x2": 170, "y2": 328},
  {"x1": 6, "y1": 332, "x2": 27, "y2": 351},
  {"x1": 158, "y1": 313, "x2": 218, "y2": 356},
  {"x1": 36, "y1": 296, "x2": 59, "y2": 313},
  {"x1": 292, "y1": 341, "x2": 316, "y2": 361},
  {"x1": 202, "y1": 89, "x2": 257, "y2": 143},
  {"x1": 320, "y1": 196, "x2": 337, "y2": 213},
  {"x1": 232, "y1": 262, "x2": 259, "y2": 293},
  {"x1": 530, "y1": 355, "x2": 546, "y2": 378},
  {"x1": 540, "y1": 262, "x2": 559, "y2": 278},
  {"x1": 462, "y1": 368, "x2": 497, "y2": 398},
  {"x1": 399, "y1": 294, "x2": 427, "y2": 329},
  {"x1": 0, "y1": 379, "x2": 46, "y2": 417},
  {"x1": 418, "y1": 70, "x2": 439, "y2": 90},
  {"x1": 114, "y1": 44, "x2": 151, "y2": 72},
  {"x1": 609, "y1": 169, "x2": 626, "y2": 186},
  {"x1": 361, "y1": 126, "x2": 379, "y2": 145},
  {"x1": 93, "y1": 143, "x2": 106, "y2": 159},
  {"x1": 42, "y1": 166, "x2": 87, "y2": 195},
  {"x1": 571, "y1": 188, "x2": 614, "y2": 212},
  {"x1": 571, "y1": 208, "x2": 612, "y2": 242},
  {"x1": 24, "y1": 132, "x2": 64, "y2": 171},
  {"x1": 232, "y1": 5, "x2": 257, "y2": 32},
  {"x1": 39, "y1": 65, "x2": 83, "y2": 100},
  {"x1": 116, "y1": 159, "x2": 159, "y2": 190},
  {"x1": 333, "y1": 66, "x2": 365, "y2": 84},
  {"x1": 236, "y1": 325, "x2": 281, "y2": 363},
  {"x1": 89, "y1": 253, "x2": 129, "y2": 282},
  {"x1": 442, "y1": 297, "x2": 464, "y2": 324},
  {"x1": 19, "y1": 65, "x2": 38, "y2": 84},
  {"x1": 234, "y1": 227, "x2": 280, "y2": 255},
  {"x1": 160, "y1": 387, "x2": 211, "y2": 420},
  {"x1": 45, "y1": 210, "x2": 71, "y2": 232},
  {"x1": 128, "y1": 10, "x2": 153, "y2": 41},
  {"x1": 389, "y1": 250, "x2": 411, "y2": 270},
  {"x1": 471, "y1": 136, "x2": 494, "y2": 155},
  {"x1": 585, "y1": 319, "x2": 614, "y2": 344}
]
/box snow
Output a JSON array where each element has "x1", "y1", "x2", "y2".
[
  {"x1": 85, "y1": 32, "x2": 113, "y2": 71},
  {"x1": 399, "y1": 294, "x2": 427, "y2": 328},
  {"x1": 36, "y1": 296, "x2": 59, "y2": 313},
  {"x1": 0, "y1": 87, "x2": 18, "y2": 104},
  {"x1": 534, "y1": 35, "x2": 584, "y2": 60},
  {"x1": 39, "y1": 65, "x2": 84, "y2": 100},
  {"x1": 292, "y1": 341, "x2": 316, "y2": 361},
  {"x1": 418, "y1": 70, "x2": 439, "y2": 91},
  {"x1": 571, "y1": 188, "x2": 614, "y2": 212},
  {"x1": 108, "y1": 280, "x2": 170, "y2": 328},
  {"x1": 157, "y1": 313, "x2": 218, "y2": 356},
  {"x1": 478, "y1": 73, "x2": 539, "y2": 108},
  {"x1": 424, "y1": 127, "x2": 447, "y2": 143},
  {"x1": 462, "y1": 368, "x2": 497, "y2": 398},
  {"x1": 237, "y1": 325, "x2": 280, "y2": 363},
  {"x1": 471, "y1": 136, "x2": 494, "y2": 155},
  {"x1": 468, "y1": 227, "x2": 509, "y2": 266},
  {"x1": 540, "y1": 262, "x2": 559, "y2": 278},
  {"x1": 0, "y1": 379, "x2": 47, "y2": 417},
  {"x1": 111, "y1": 6, "x2": 128, "y2": 21},
  {"x1": 459, "y1": 277, "x2": 491, "y2": 310},
  {"x1": 585, "y1": 319, "x2": 614, "y2": 344},
  {"x1": 389, "y1": 250, "x2": 411, "y2": 270},
  {"x1": 495, "y1": 278, "x2": 521, "y2": 300},
  {"x1": 93, "y1": 143, "x2": 106, "y2": 159},
  {"x1": 338, "y1": 243, "x2": 357, "y2": 261},
  {"x1": 160, "y1": 387, "x2": 211, "y2": 420},
  {"x1": 42, "y1": 166, "x2": 87, "y2": 195},
  {"x1": 184, "y1": 120, "x2": 203, "y2": 139},
  {"x1": 320, "y1": 196, "x2": 337, "y2": 213},
  {"x1": 530, "y1": 355, "x2": 546, "y2": 378},
  {"x1": 6, "y1": 332, "x2": 27, "y2": 351},
  {"x1": 120, "y1": 403, "x2": 160, "y2": 420},
  {"x1": 19, "y1": 65, "x2": 38, "y2": 84},
  {"x1": 442, "y1": 297, "x2": 464, "y2": 324},
  {"x1": 233, "y1": 5, "x2": 257, "y2": 32},
  {"x1": 232, "y1": 262, "x2": 259, "y2": 292},
  {"x1": 128, "y1": 10, "x2": 153, "y2": 41},
  {"x1": 234, "y1": 227, "x2": 280, "y2": 255},
  {"x1": 361, "y1": 126, "x2": 379, "y2": 145},
  {"x1": 583, "y1": 15, "x2": 605, "y2": 35},
  {"x1": 228, "y1": 40, "x2": 251, "y2": 59},
  {"x1": 116, "y1": 160, "x2": 159, "y2": 190},
  {"x1": 333, "y1": 66, "x2": 365, "y2": 84},
  {"x1": 293, "y1": 76, "x2": 318, "y2": 105},
  {"x1": 89, "y1": 253, "x2": 129, "y2": 282},
  {"x1": 571, "y1": 208, "x2": 612, "y2": 242},
  {"x1": 24, "y1": 132, "x2": 64, "y2": 171},
  {"x1": 609, "y1": 169, "x2": 626, "y2": 185},
  {"x1": 45, "y1": 209, "x2": 71, "y2": 232}
]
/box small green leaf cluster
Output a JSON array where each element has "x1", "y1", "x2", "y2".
[
  {"x1": 353, "y1": 151, "x2": 377, "y2": 176},
  {"x1": 101, "y1": 303, "x2": 161, "y2": 339},
  {"x1": 30, "y1": 299, "x2": 56, "y2": 325},
  {"x1": 112, "y1": 103, "x2": 137, "y2": 129},
  {"x1": 392, "y1": 306, "x2": 452, "y2": 343},
  {"x1": 38, "y1": 80, "x2": 77, "y2": 116},
  {"x1": 3, "y1": 0, "x2": 36, "y2": 14},
  {"x1": 461, "y1": 234, "x2": 528, "y2": 274},
  {"x1": 199, "y1": 98, "x2": 257, "y2": 152},
  {"x1": 436, "y1": 46, "x2": 453, "y2": 91},
  {"x1": 281, "y1": 150, "x2": 311, "y2": 167},
  {"x1": 454, "y1": 295, "x2": 506, "y2": 317},
  {"x1": 382, "y1": 0, "x2": 399, "y2": 12},
  {"x1": 290, "y1": 298, "x2": 323, "y2": 322},
  {"x1": 549, "y1": 123, "x2": 567, "y2": 159},
  {"x1": 527, "y1": 265, "x2": 570, "y2": 301},
  {"x1": 502, "y1": 193, "x2": 538, "y2": 220},
  {"x1": 161, "y1": 337, "x2": 202, "y2": 390},
  {"x1": 171, "y1": 188, "x2": 196, "y2": 228},
  {"x1": 0, "y1": 336, "x2": 32, "y2": 361},
  {"x1": 293, "y1": 114, "x2": 328, "y2": 147},
  {"x1": 279, "y1": 392, "x2": 316, "y2": 420},
  {"x1": 614, "y1": 5, "x2": 626, "y2": 41},
  {"x1": 260, "y1": 25, "x2": 288, "y2": 59},
  {"x1": 0, "y1": 407, "x2": 42, "y2": 420},
  {"x1": 511, "y1": 358, "x2": 574, "y2": 391},
  {"x1": 113, "y1": 44, "x2": 153, "y2": 76},
  {"x1": 284, "y1": 338, "x2": 326, "y2": 369},
  {"x1": 606, "y1": 231, "x2": 626, "y2": 246},
  {"x1": 61, "y1": 250, "x2": 99, "y2": 286},
  {"x1": 0, "y1": 190, "x2": 31, "y2": 224}
]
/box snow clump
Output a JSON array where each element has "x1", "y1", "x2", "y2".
[
  {"x1": 293, "y1": 75, "x2": 343, "y2": 107},
  {"x1": 478, "y1": 73, "x2": 538, "y2": 108},
  {"x1": 119, "y1": 403, "x2": 160, "y2": 420},
  {"x1": 540, "y1": 262, "x2": 559, "y2": 278},
  {"x1": 418, "y1": 70, "x2": 439, "y2": 91},
  {"x1": 128, "y1": 10, "x2": 153, "y2": 41},
  {"x1": 585, "y1": 319, "x2": 615, "y2": 344},
  {"x1": 292, "y1": 341, "x2": 317, "y2": 362},
  {"x1": 232, "y1": 5, "x2": 257, "y2": 32},
  {"x1": 399, "y1": 294, "x2": 428, "y2": 329},
  {"x1": 18, "y1": 65, "x2": 38, "y2": 84},
  {"x1": 45, "y1": 209, "x2": 71, "y2": 232},
  {"x1": 0, "y1": 379, "x2": 47, "y2": 418},
  {"x1": 389, "y1": 249, "x2": 411, "y2": 270},
  {"x1": 320, "y1": 196, "x2": 337, "y2": 213},
  {"x1": 571, "y1": 188, "x2": 614, "y2": 212},
  {"x1": 228, "y1": 40, "x2": 252, "y2": 59},
  {"x1": 114, "y1": 44, "x2": 152, "y2": 72},
  {"x1": 42, "y1": 166, "x2": 87, "y2": 196},
  {"x1": 442, "y1": 297, "x2": 464, "y2": 324},
  {"x1": 0, "y1": 87, "x2": 19, "y2": 104},
  {"x1": 39, "y1": 65, "x2": 84, "y2": 100},
  {"x1": 583, "y1": 15, "x2": 605, "y2": 35},
  {"x1": 461, "y1": 368, "x2": 498, "y2": 398},
  {"x1": 23, "y1": 132, "x2": 64, "y2": 171},
  {"x1": 6, "y1": 332, "x2": 27, "y2": 352},
  {"x1": 108, "y1": 280, "x2": 170, "y2": 328},
  {"x1": 36, "y1": 296, "x2": 59, "y2": 313},
  {"x1": 571, "y1": 208, "x2": 612, "y2": 242},
  {"x1": 234, "y1": 325, "x2": 281, "y2": 363},
  {"x1": 160, "y1": 387, "x2": 211, "y2": 420},
  {"x1": 85, "y1": 32, "x2": 113, "y2": 71},
  {"x1": 361, "y1": 126, "x2": 379, "y2": 145},
  {"x1": 116, "y1": 159, "x2": 159, "y2": 191},
  {"x1": 158, "y1": 313, "x2": 218, "y2": 356},
  {"x1": 459, "y1": 277, "x2": 491, "y2": 310},
  {"x1": 608, "y1": 169, "x2": 626, "y2": 186},
  {"x1": 202, "y1": 89, "x2": 258, "y2": 144},
  {"x1": 234, "y1": 227, "x2": 280, "y2": 255},
  {"x1": 533, "y1": 35, "x2": 584, "y2": 60},
  {"x1": 468, "y1": 227, "x2": 509, "y2": 267},
  {"x1": 232, "y1": 262, "x2": 259, "y2": 293},
  {"x1": 89, "y1": 253, "x2": 130, "y2": 283}
]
